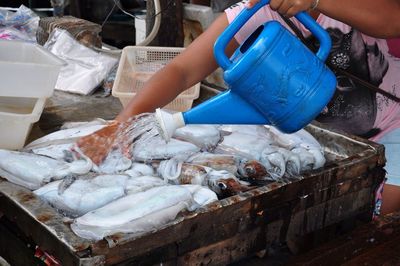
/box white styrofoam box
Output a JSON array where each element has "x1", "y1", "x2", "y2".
[
  {"x1": 112, "y1": 46, "x2": 200, "y2": 112},
  {"x1": 0, "y1": 40, "x2": 65, "y2": 98},
  {"x1": 0, "y1": 97, "x2": 46, "y2": 150}
]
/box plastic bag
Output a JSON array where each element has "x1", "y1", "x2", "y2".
[
  {"x1": 44, "y1": 28, "x2": 118, "y2": 95},
  {"x1": 0, "y1": 5, "x2": 39, "y2": 42}
]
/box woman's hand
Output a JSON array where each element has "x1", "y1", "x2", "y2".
[{"x1": 245, "y1": 0, "x2": 317, "y2": 17}]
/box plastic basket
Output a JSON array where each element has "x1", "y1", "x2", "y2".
[{"x1": 112, "y1": 46, "x2": 200, "y2": 112}]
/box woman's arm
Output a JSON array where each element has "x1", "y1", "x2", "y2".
[
  {"x1": 317, "y1": 0, "x2": 400, "y2": 38},
  {"x1": 76, "y1": 14, "x2": 238, "y2": 165},
  {"x1": 116, "y1": 14, "x2": 239, "y2": 122},
  {"x1": 246, "y1": 0, "x2": 400, "y2": 38}
]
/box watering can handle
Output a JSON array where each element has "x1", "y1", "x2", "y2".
[{"x1": 214, "y1": 0, "x2": 332, "y2": 70}]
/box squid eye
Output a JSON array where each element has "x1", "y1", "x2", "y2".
[
  {"x1": 245, "y1": 166, "x2": 255, "y2": 174},
  {"x1": 218, "y1": 182, "x2": 228, "y2": 190}
]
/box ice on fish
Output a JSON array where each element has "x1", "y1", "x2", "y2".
[{"x1": 0, "y1": 149, "x2": 91, "y2": 190}]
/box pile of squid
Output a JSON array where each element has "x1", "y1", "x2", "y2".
[{"x1": 0, "y1": 115, "x2": 325, "y2": 240}]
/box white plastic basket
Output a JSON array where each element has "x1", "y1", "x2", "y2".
[
  {"x1": 0, "y1": 96, "x2": 46, "y2": 150},
  {"x1": 112, "y1": 46, "x2": 200, "y2": 112}
]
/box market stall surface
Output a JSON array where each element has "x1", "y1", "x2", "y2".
[{"x1": 0, "y1": 90, "x2": 386, "y2": 265}]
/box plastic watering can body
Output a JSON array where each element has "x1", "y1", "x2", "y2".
[{"x1": 156, "y1": 0, "x2": 337, "y2": 140}]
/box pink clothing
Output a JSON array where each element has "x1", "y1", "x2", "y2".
[
  {"x1": 388, "y1": 38, "x2": 400, "y2": 58},
  {"x1": 225, "y1": 2, "x2": 400, "y2": 141}
]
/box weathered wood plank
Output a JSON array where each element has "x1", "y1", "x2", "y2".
[
  {"x1": 288, "y1": 212, "x2": 400, "y2": 266},
  {"x1": 177, "y1": 227, "x2": 265, "y2": 266},
  {"x1": 147, "y1": 0, "x2": 184, "y2": 47},
  {"x1": 90, "y1": 172, "x2": 381, "y2": 265}
]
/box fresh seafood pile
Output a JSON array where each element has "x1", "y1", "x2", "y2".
[{"x1": 0, "y1": 114, "x2": 326, "y2": 240}]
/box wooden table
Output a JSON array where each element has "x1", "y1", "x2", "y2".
[{"x1": 0, "y1": 88, "x2": 390, "y2": 266}]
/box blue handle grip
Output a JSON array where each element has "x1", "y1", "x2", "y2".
[{"x1": 214, "y1": 0, "x2": 332, "y2": 70}]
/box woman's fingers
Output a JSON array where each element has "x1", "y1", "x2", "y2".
[
  {"x1": 245, "y1": 0, "x2": 261, "y2": 8},
  {"x1": 269, "y1": 0, "x2": 286, "y2": 12},
  {"x1": 246, "y1": 0, "x2": 315, "y2": 17}
]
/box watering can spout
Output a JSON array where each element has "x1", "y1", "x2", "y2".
[{"x1": 155, "y1": 90, "x2": 268, "y2": 140}]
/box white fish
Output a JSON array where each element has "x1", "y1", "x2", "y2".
[
  {"x1": 156, "y1": 158, "x2": 184, "y2": 181},
  {"x1": 132, "y1": 137, "x2": 200, "y2": 161},
  {"x1": 23, "y1": 121, "x2": 107, "y2": 161},
  {"x1": 59, "y1": 118, "x2": 108, "y2": 130},
  {"x1": 188, "y1": 152, "x2": 269, "y2": 183},
  {"x1": 214, "y1": 131, "x2": 272, "y2": 160},
  {"x1": 207, "y1": 169, "x2": 251, "y2": 197},
  {"x1": 181, "y1": 184, "x2": 218, "y2": 211},
  {"x1": 125, "y1": 175, "x2": 167, "y2": 194},
  {"x1": 124, "y1": 162, "x2": 155, "y2": 178},
  {"x1": 34, "y1": 174, "x2": 129, "y2": 216},
  {"x1": 24, "y1": 123, "x2": 106, "y2": 150},
  {"x1": 173, "y1": 125, "x2": 221, "y2": 151},
  {"x1": 266, "y1": 126, "x2": 322, "y2": 150},
  {"x1": 28, "y1": 143, "x2": 75, "y2": 161},
  {"x1": 260, "y1": 145, "x2": 286, "y2": 180},
  {"x1": 266, "y1": 126, "x2": 326, "y2": 170},
  {"x1": 275, "y1": 147, "x2": 301, "y2": 176},
  {"x1": 218, "y1": 125, "x2": 271, "y2": 139},
  {"x1": 155, "y1": 161, "x2": 208, "y2": 185},
  {"x1": 0, "y1": 149, "x2": 91, "y2": 190},
  {"x1": 187, "y1": 152, "x2": 239, "y2": 174},
  {"x1": 307, "y1": 148, "x2": 326, "y2": 170},
  {"x1": 291, "y1": 147, "x2": 315, "y2": 171},
  {"x1": 94, "y1": 149, "x2": 132, "y2": 174},
  {"x1": 71, "y1": 185, "x2": 193, "y2": 240}
]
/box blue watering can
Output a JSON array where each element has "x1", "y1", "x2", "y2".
[{"x1": 156, "y1": 0, "x2": 337, "y2": 140}]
